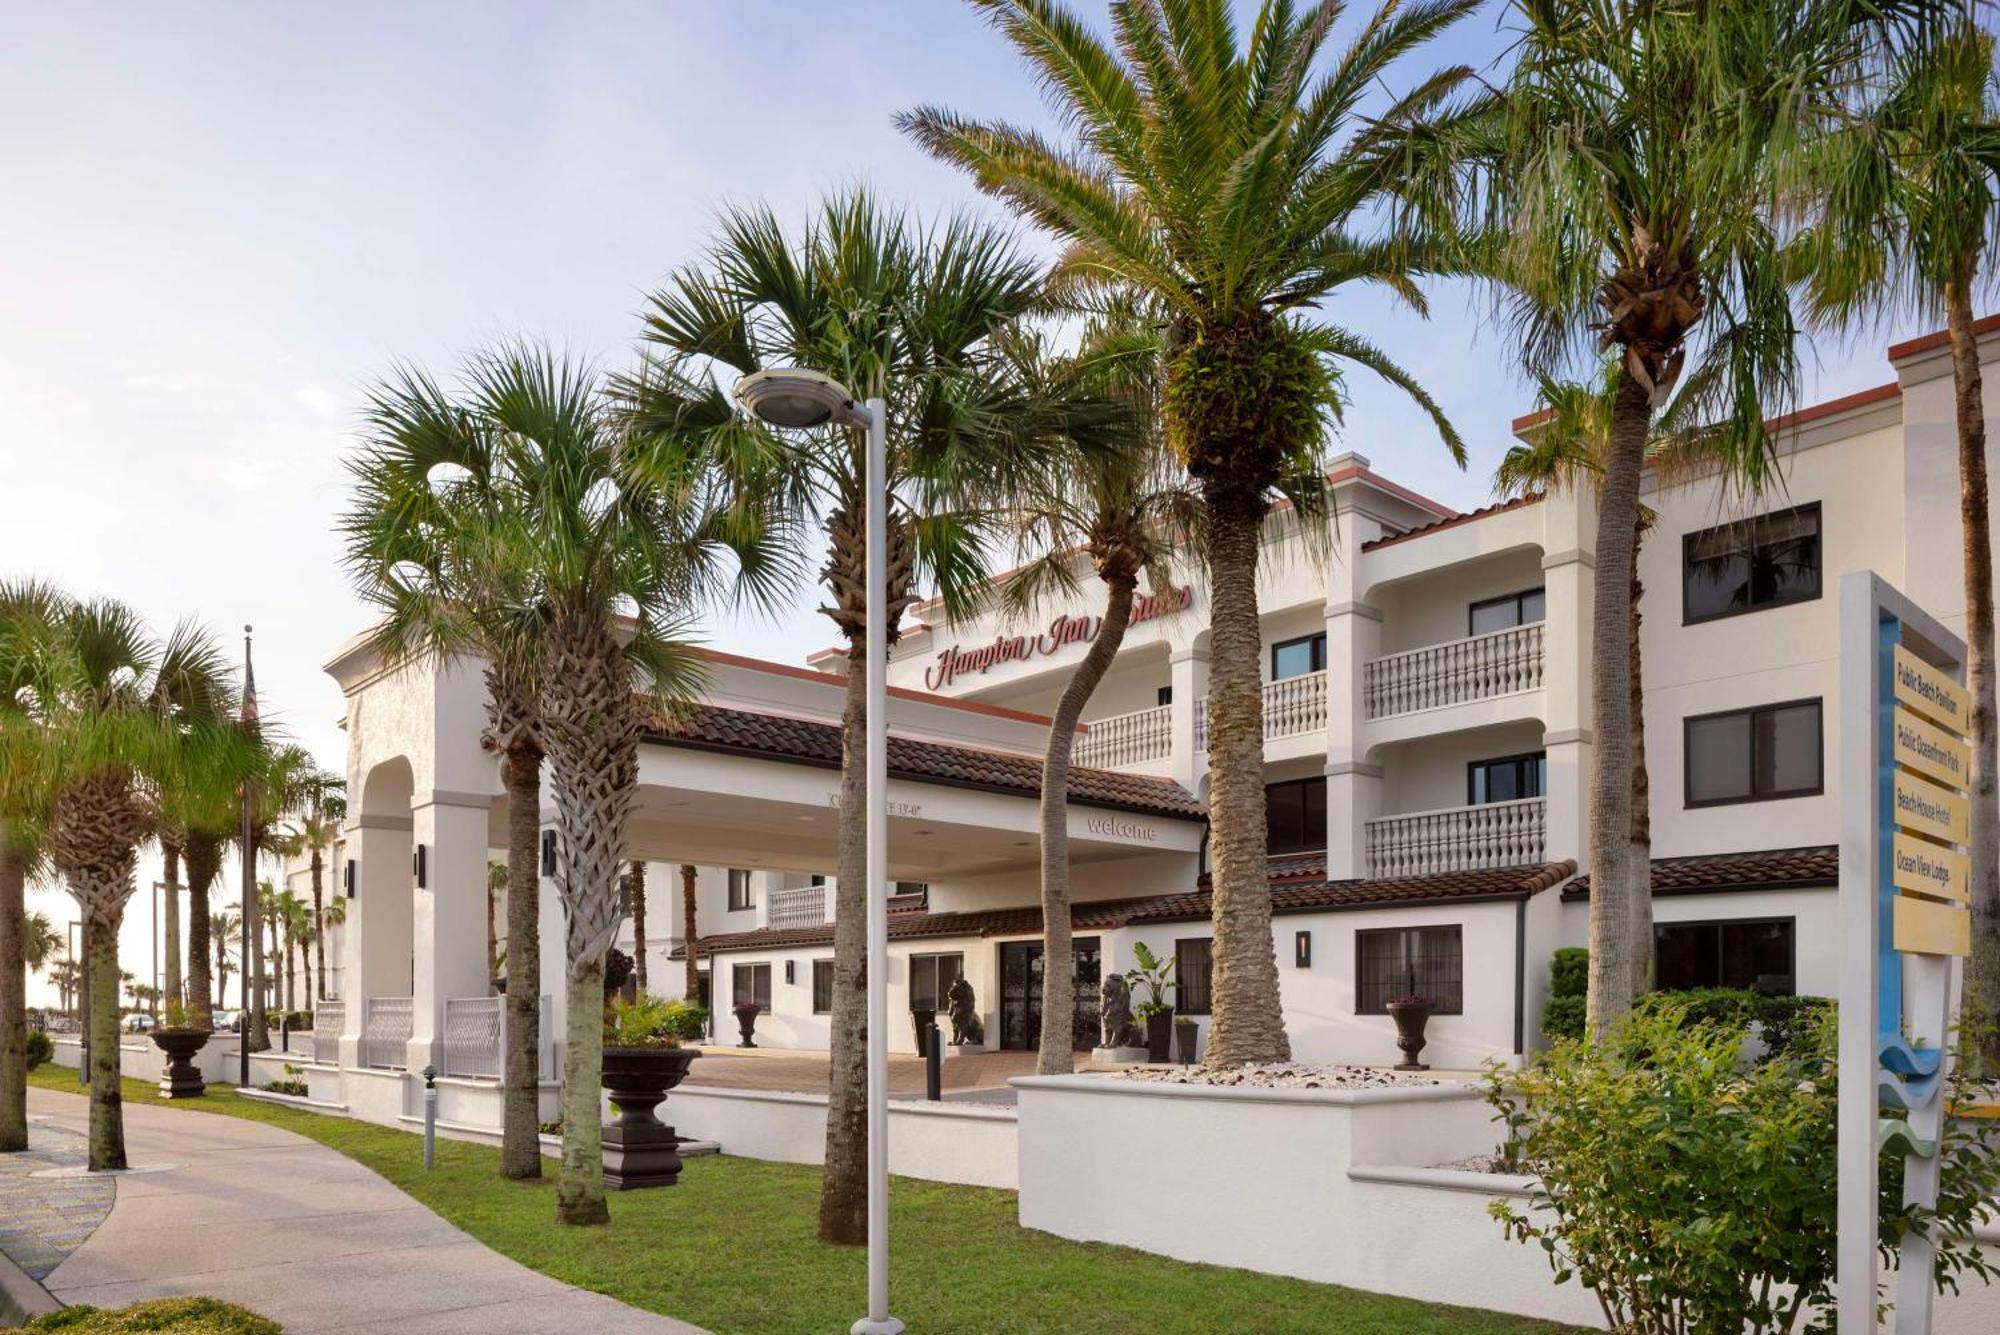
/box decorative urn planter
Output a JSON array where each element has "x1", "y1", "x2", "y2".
[
  {"x1": 1174, "y1": 1019, "x2": 1199, "y2": 1065},
  {"x1": 732, "y1": 1002, "x2": 761, "y2": 1049},
  {"x1": 1386, "y1": 997, "x2": 1432, "y2": 1071},
  {"x1": 600, "y1": 1046, "x2": 701, "y2": 1189},
  {"x1": 151, "y1": 1028, "x2": 212, "y2": 1098},
  {"x1": 1143, "y1": 1007, "x2": 1176, "y2": 1063}
]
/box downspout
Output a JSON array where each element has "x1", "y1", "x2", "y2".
[{"x1": 1512, "y1": 895, "x2": 1527, "y2": 1057}]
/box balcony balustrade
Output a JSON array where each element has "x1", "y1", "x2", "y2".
[
  {"x1": 1363, "y1": 796, "x2": 1547, "y2": 878},
  {"x1": 1194, "y1": 670, "x2": 1327, "y2": 751},
  {"x1": 1074, "y1": 703, "x2": 1172, "y2": 769},
  {"x1": 767, "y1": 884, "x2": 830, "y2": 931},
  {"x1": 362, "y1": 996, "x2": 413, "y2": 1071},
  {"x1": 311, "y1": 998, "x2": 343, "y2": 1065},
  {"x1": 1362, "y1": 622, "x2": 1544, "y2": 720}
]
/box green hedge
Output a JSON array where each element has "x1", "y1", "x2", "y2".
[
  {"x1": 1540, "y1": 994, "x2": 1586, "y2": 1043},
  {"x1": 27, "y1": 1297, "x2": 281, "y2": 1333},
  {"x1": 1537, "y1": 947, "x2": 1833, "y2": 1056},
  {"x1": 26, "y1": 1029, "x2": 54, "y2": 1070}
]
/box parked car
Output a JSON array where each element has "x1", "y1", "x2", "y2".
[
  {"x1": 212, "y1": 1009, "x2": 243, "y2": 1033},
  {"x1": 125, "y1": 1013, "x2": 156, "y2": 1033}
]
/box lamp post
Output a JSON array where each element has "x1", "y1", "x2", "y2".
[{"x1": 732, "y1": 368, "x2": 899, "y2": 1335}]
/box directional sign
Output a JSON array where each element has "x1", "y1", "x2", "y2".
[
  {"x1": 1893, "y1": 705, "x2": 1972, "y2": 789},
  {"x1": 1894, "y1": 892, "x2": 1972, "y2": 957},
  {"x1": 1891, "y1": 832, "x2": 1970, "y2": 904},
  {"x1": 1893, "y1": 768, "x2": 1971, "y2": 843},
  {"x1": 1894, "y1": 643, "x2": 1971, "y2": 731}
]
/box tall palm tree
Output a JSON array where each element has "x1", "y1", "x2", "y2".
[
  {"x1": 285, "y1": 774, "x2": 346, "y2": 1004},
  {"x1": 239, "y1": 746, "x2": 322, "y2": 1048},
  {"x1": 1477, "y1": 0, "x2": 1910, "y2": 1033},
  {"x1": 679, "y1": 863, "x2": 699, "y2": 1001},
  {"x1": 621, "y1": 190, "x2": 1065, "y2": 1241},
  {"x1": 627, "y1": 860, "x2": 647, "y2": 992},
  {"x1": 321, "y1": 894, "x2": 347, "y2": 996},
  {"x1": 24, "y1": 911, "x2": 63, "y2": 976},
  {"x1": 1, "y1": 578, "x2": 68, "y2": 1151},
  {"x1": 1798, "y1": 13, "x2": 2000, "y2": 1064},
  {"x1": 903, "y1": 0, "x2": 1482, "y2": 1066},
  {"x1": 486, "y1": 859, "x2": 507, "y2": 986},
  {"x1": 49, "y1": 957, "x2": 81, "y2": 1018},
  {"x1": 348, "y1": 340, "x2": 783, "y2": 1226},
  {"x1": 145, "y1": 630, "x2": 234, "y2": 1019},
  {"x1": 273, "y1": 887, "x2": 307, "y2": 1013},
  {"x1": 211, "y1": 906, "x2": 241, "y2": 1012}
]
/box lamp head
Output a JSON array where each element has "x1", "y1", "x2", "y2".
[{"x1": 733, "y1": 368, "x2": 866, "y2": 429}]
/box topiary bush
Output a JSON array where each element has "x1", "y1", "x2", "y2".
[
  {"x1": 1539, "y1": 947, "x2": 1589, "y2": 1042},
  {"x1": 26, "y1": 1297, "x2": 282, "y2": 1333},
  {"x1": 1539, "y1": 994, "x2": 1586, "y2": 1043},
  {"x1": 25, "y1": 1029, "x2": 54, "y2": 1071}
]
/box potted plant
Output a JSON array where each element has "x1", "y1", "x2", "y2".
[
  {"x1": 732, "y1": 1000, "x2": 762, "y2": 1048},
  {"x1": 1126, "y1": 942, "x2": 1177, "y2": 1063},
  {"x1": 150, "y1": 1001, "x2": 212, "y2": 1099},
  {"x1": 601, "y1": 994, "x2": 708, "y2": 1189},
  {"x1": 1173, "y1": 1015, "x2": 1199, "y2": 1065},
  {"x1": 1385, "y1": 994, "x2": 1432, "y2": 1071}
]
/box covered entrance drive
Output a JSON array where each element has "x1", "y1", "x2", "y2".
[{"x1": 997, "y1": 937, "x2": 1101, "y2": 1052}]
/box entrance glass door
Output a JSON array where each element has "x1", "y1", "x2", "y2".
[{"x1": 999, "y1": 937, "x2": 1101, "y2": 1051}]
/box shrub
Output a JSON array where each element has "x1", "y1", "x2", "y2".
[
  {"x1": 275, "y1": 1010, "x2": 312, "y2": 1032},
  {"x1": 1539, "y1": 994, "x2": 1585, "y2": 1043},
  {"x1": 1486, "y1": 1002, "x2": 2000, "y2": 1332},
  {"x1": 27, "y1": 1296, "x2": 282, "y2": 1333},
  {"x1": 1634, "y1": 988, "x2": 1833, "y2": 1061},
  {"x1": 1549, "y1": 946, "x2": 1588, "y2": 998},
  {"x1": 25, "y1": 1029, "x2": 54, "y2": 1071},
  {"x1": 606, "y1": 993, "x2": 704, "y2": 1048}
]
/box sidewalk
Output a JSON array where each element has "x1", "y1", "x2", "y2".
[{"x1": 24, "y1": 1086, "x2": 705, "y2": 1334}]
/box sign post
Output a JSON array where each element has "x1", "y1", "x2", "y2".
[{"x1": 1838, "y1": 572, "x2": 1971, "y2": 1332}]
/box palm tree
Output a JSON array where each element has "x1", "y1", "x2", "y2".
[
  {"x1": 23, "y1": 911, "x2": 62, "y2": 976},
  {"x1": 239, "y1": 746, "x2": 322, "y2": 1048},
  {"x1": 1476, "y1": 0, "x2": 1909, "y2": 1033},
  {"x1": 49, "y1": 957, "x2": 81, "y2": 1018},
  {"x1": 1, "y1": 578, "x2": 68, "y2": 1151},
  {"x1": 272, "y1": 887, "x2": 306, "y2": 1013},
  {"x1": 211, "y1": 906, "x2": 241, "y2": 1012},
  {"x1": 621, "y1": 190, "x2": 1065, "y2": 1241},
  {"x1": 627, "y1": 861, "x2": 647, "y2": 992},
  {"x1": 487, "y1": 860, "x2": 507, "y2": 986},
  {"x1": 903, "y1": 0, "x2": 1482, "y2": 1067},
  {"x1": 1797, "y1": 14, "x2": 2000, "y2": 1064},
  {"x1": 321, "y1": 894, "x2": 347, "y2": 996},
  {"x1": 348, "y1": 340, "x2": 780, "y2": 1226},
  {"x1": 285, "y1": 774, "x2": 346, "y2": 1003},
  {"x1": 679, "y1": 864, "x2": 699, "y2": 1002},
  {"x1": 145, "y1": 628, "x2": 235, "y2": 1020}
]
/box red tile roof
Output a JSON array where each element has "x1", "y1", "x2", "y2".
[
  {"x1": 672, "y1": 859, "x2": 1576, "y2": 957},
  {"x1": 1561, "y1": 845, "x2": 1837, "y2": 901},
  {"x1": 1360, "y1": 493, "x2": 1544, "y2": 552},
  {"x1": 647, "y1": 703, "x2": 1205, "y2": 820}
]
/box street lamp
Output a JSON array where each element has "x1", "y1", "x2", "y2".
[{"x1": 733, "y1": 368, "x2": 899, "y2": 1335}]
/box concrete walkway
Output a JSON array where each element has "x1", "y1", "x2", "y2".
[{"x1": 26, "y1": 1087, "x2": 704, "y2": 1334}]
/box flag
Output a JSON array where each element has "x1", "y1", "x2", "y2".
[{"x1": 239, "y1": 624, "x2": 259, "y2": 730}]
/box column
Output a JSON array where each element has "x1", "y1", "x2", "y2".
[
  {"x1": 338, "y1": 814, "x2": 413, "y2": 1069},
  {"x1": 1168, "y1": 645, "x2": 1209, "y2": 790},
  {"x1": 1540, "y1": 488, "x2": 1596, "y2": 865},
  {"x1": 406, "y1": 792, "x2": 494, "y2": 1072},
  {"x1": 1324, "y1": 488, "x2": 1385, "y2": 880}
]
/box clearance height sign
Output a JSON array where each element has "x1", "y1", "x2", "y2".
[{"x1": 1837, "y1": 574, "x2": 1973, "y2": 1333}]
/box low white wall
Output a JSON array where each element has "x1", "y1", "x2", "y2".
[{"x1": 665, "y1": 1085, "x2": 1018, "y2": 1190}]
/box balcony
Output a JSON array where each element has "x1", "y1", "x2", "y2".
[
  {"x1": 767, "y1": 884, "x2": 829, "y2": 931},
  {"x1": 1195, "y1": 670, "x2": 1328, "y2": 751},
  {"x1": 1364, "y1": 796, "x2": 1547, "y2": 878},
  {"x1": 1075, "y1": 703, "x2": 1171, "y2": 769},
  {"x1": 1363, "y1": 622, "x2": 1543, "y2": 721}
]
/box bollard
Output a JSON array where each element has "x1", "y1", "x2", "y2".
[
  {"x1": 925, "y1": 1023, "x2": 942, "y2": 1102},
  {"x1": 422, "y1": 1064, "x2": 439, "y2": 1170},
  {"x1": 280, "y1": 1018, "x2": 290, "y2": 1053}
]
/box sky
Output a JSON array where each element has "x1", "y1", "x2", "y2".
[{"x1": 0, "y1": 2, "x2": 1944, "y2": 1005}]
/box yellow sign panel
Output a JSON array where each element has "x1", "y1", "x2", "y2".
[
  {"x1": 1893, "y1": 706, "x2": 1972, "y2": 790},
  {"x1": 1893, "y1": 769, "x2": 1971, "y2": 843},
  {"x1": 1894, "y1": 893, "x2": 1971, "y2": 957},
  {"x1": 1891, "y1": 832, "x2": 1970, "y2": 903},
  {"x1": 1893, "y1": 643, "x2": 1971, "y2": 732}
]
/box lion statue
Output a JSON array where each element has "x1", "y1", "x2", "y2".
[
  {"x1": 1099, "y1": 973, "x2": 1140, "y2": 1048},
  {"x1": 945, "y1": 975, "x2": 984, "y2": 1047}
]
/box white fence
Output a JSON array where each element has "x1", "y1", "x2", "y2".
[
  {"x1": 362, "y1": 996, "x2": 413, "y2": 1071},
  {"x1": 1363, "y1": 622, "x2": 1543, "y2": 719},
  {"x1": 1074, "y1": 704, "x2": 1171, "y2": 769},
  {"x1": 312, "y1": 999, "x2": 344, "y2": 1064},
  {"x1": 1364, "y1": 797, "x2": 1547, "y2": 877},
  {"x1": 766, "y1": 884, "x2": 828, "y2": 931},
  {"x1": 1194, "y1": 670, "x2": 1328, "y2": 751},
  {"x1": 440, "y1": 994, "x2": 555, "y2": 1082}
]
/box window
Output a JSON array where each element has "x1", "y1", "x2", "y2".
[
  {"x1": 1156, "y1": 684, "x2": 1173, "y2": 708},
  {"x1": 727, "y1": 868, "x2": 753, "y2": 912},
  {"x1": 908, "y1": 952, "x2": 964, "y2": 1013},
  {"x1": 1469, "y1": 587, "x2": 1546, "y2": 636},
  {"x1": 732, "y1": 962, "x2": 772, "y2": 1013},
  {"x1": 1265, "y1": 776, "x2": 1327, "y2": 855},
  {"x1": 811, "y1": 959, "x2": 834, "y2": 1014},
  {"x1": 1683, "y1": 503, "x2": 1822, "y2": 623},
  {"x1": 1656, "y1": 918, "x2": 1795, "y2": 993},
  {"x1": 1175, "y1": 938, "x2": 1213, "y2": 1015},
  {"x1": 1469, "y1": 752, "x2": 1547, "y2": 805},
  {"x1": 1356, "y1": 926, "x2": 1464, "y2": 1014},
  {"x1": 1685, "y1": 699, "x2": 1823, "y2": 806},
  {"x1": 1271, "y1": 633, "x2": 1327, "y2": 680},
  {"x1": 809, "y1": 874, "x2": 826, "y2": 887}
]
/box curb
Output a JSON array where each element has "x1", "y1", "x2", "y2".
[{"x1": 0, "y1": 1247, "x2": 61, "y2": 1328}]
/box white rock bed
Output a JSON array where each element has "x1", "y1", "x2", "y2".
[{"x1": 1120, "y1": 1062, "x2": 1449, "y2": 1089}]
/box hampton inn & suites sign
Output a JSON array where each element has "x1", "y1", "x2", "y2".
[{"x1": 922, "y1": 586, "x2": 1193, "y2": 690}]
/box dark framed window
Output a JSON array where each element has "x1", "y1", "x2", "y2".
[
  {"x1": 1355, "y1": 926, "x2": 1464, "y2": 1014},
  {"x1": 1265, "y1": 776, "x2": 1327, "y2": 855},
  {"x1": 1157, "y1": 685, "x2": 1173, "y2": 708},
  {"x1": 1684, "y1": 699, "x2": 1823, "y2": 807},
  {"x1": 1656, "y1": 918, "x2": 1796, "y2": 994},
  {"x1": 811, "y1": 959, "x2": 834, "y2": 1014},
  {"x1": 908, "y1": 952, "x2": 964, "y2": 1013},
  {"x1": 1469, "y1": 587, "x2": 1546, "y2": 636},
  {"x1": 1271, "y1": 633, "x2": 1327, "y2": 680},
  {"x1": 732, "y1": 962, "x2": 772, "y2": 1013},
  {"x1": 727, "y1": 868, "x2": 753, "y2": 912},
  {"x1": 1683, "y1": 502, "x2": 1822, "y2": 623},
  {"x1": 1175, "y1": 938, "x2": 1213, "y2": 1015},
  {"x1": 1468, "y1": 752, "x2": 1547, "y2": 805},
  {"x1": 809, "y1": 873, "x2": 826, "y2": 887}
]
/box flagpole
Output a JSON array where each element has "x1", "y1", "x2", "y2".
[{"x1": 238, "y1": 625, "x2": 257, "y2": 1088}]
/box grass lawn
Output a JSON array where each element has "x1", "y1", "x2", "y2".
[{"x1": 29, "y1": 1065, "x2": 1580, "y2": 1335}]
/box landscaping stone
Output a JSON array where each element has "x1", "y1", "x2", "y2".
[{"x1": 1119, "y1": 1061, "x2": 1449, "y2": 1090}]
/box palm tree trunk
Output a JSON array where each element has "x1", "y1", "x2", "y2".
[
  {"x1": 0, "y1": 836, "x2": 29, "y2": 1152},
  {"x1": 311, "y1": 847, "x2": 326, "y2": 1002},
  {"x1": 556, "y1": 956, "x2": 607, "y2": 1224},
  {"x1": 1586, "y1": 368, "x2": 1652, "y2": 1035},
  {"x1": 161, "y1": 841, "x2": 183, "y2": 1013},
  {"x1": 1947, "y1": 275, "x2": 2000, "y2": 1070},
  {"x1": 681, "y1": 864, "x2": 699, "y2": 1001},
  {"x1": 1627, "y1": 548, "x2": 1653, "y2": 993},
  {"x1": 1038, "y1": 574, "x2": 1137, "y2": 1075},
  {"x1": 501, "y1": 739, "x2": 544, "y2": 1181},
  {"x1": 85, "y1": 912, "x2": 126, "y2": 1171},
  {"x1": 629, "y1": 861, "x2": 647, "y2": 992},
  {"x1": 185, "y1": 835, "x2": 217, "y2": 1028},
  {"x1": 1203, "y1": 509, "x2": 1289, "y2": 1066},
  {"x1": 820, "y1": 638, "x2": 870, "y2": 1244}
]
